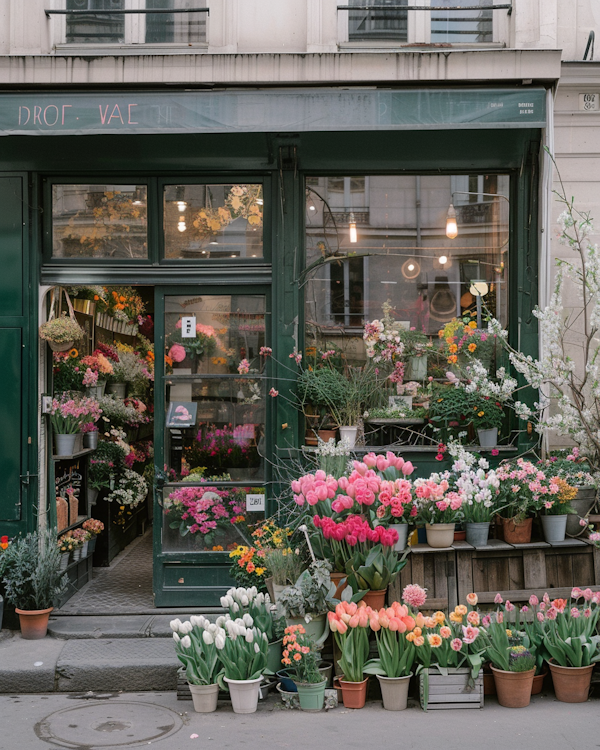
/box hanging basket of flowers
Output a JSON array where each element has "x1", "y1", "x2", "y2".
[{"x1": 39, "y1": 288, "x2": 85, "y2": 352}]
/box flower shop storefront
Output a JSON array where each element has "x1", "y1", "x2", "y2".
[{"x1": 0, "y1": 86, "x2": 556, "y2": 607}]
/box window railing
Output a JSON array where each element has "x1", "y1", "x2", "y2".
[{"x1": 337, "y1": 2, "x2": 512, "y2": 45}]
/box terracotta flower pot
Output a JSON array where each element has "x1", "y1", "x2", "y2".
[
  {"x1": 548, "y1": 660, "x2": 594, "y2": 703},
  {"x1": 361, "y1": 589, "x2": 386, "y2": 610},
  {"x1": 330, "y1": 572, "x2": 348, "y2": 600},
  {"x1": 531, "y1": 668, "x2": 548, "y2": 695},
  {"x1": 502, "y1": 517, "x2": 532, "y2": 544},
  {"x1": 15, "y1": 607, "x2": 53, "y2": 640},
  {"x1": 491, "y1": 665, "x2": 535, "y2": 708},
  {"x1": 339, "y1": 677, "x2": 369, "y2": 709}
]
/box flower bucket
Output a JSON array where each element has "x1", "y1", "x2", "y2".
[
  {"x1": 72, "y1": 548, "x2": 81, "y2": 563},
  {"x1": 338, "y1": 425, "x2": 358, "y2": 447},
  {"x1": 285, "y1": 614, "x2": 326, "y2": 643},
  {"x1": 491, "y1": 665, "x2": 535, "y2": 708},
  {"x1": 377, "y1": 673, "x2": 412, "y2": 711},
  {"x1": 361, "y1": 589, "x2": 387, "y2": 610},
  {"x1": 425, "y1": 523, "x2": 455, "y2": 548},
  {"x1": 107, "y1": 382, "x2": 127, "y2": 399},
  {"x1": 295, "y1": 678, "x2": 327, "y2": 711},
  {"x1": 549, "y1": 660, "x2": 594, "y2": 703},
  {"x1": 54, "y1": 433, "x2": 77, "y2": 457},
  {"x1": 477, "y1": 427, "x2": 498, "y2": 449},
  {"x1": 330, "y1": 572, "x2": 348, "y2": 599},
  {"x1": 83, "y1": 431, "x2": 98, "y2": 450},
  {"x1": 566, "y1": 486, "x2": 597, "y2": 536},
  {"x1": 224, "y1": 675, "x2": 263, "y2": 714},
  {"x1": 87, "y1": 488, "x2": 99, "y2": 507},
  {"x1": 267, "y1": 639, "x2": 283, "y2": 674},
  {"x1": 81, "y1": 541, "x2": 89, "y2": 558},
  {"x1": 15, "y1": 607, "x2": 53, "y2": 640},
  {"x1": 59, "y1": 552, "x2": 70, "y2": 571},
  {"x1": 531, "y1": 668, "x2": 547, "y2": 695},
  {"x1": 86, "y1": 382, "x2": 106, "y2": 399},
  {"x1": 465, "y1": 522, "x2": 490, "y2": 547},
  {"x1": 502, "y1": 517, "x2": 532, "y2": 544},
  {"x1": 188, "y1": 682, "x2": 219, "y2": 713},
  {"x1": 389, "y1": 523, "x2": 409, "y2": 552},
  {"x1": 541, "y1": 514, "x2": 567, "y2": 543},
  {"x1": 339, "y1": 677, "x2": 368, "y2": 709},
  {"x1": 88, "y1": 536, "x2": 97, "y2": 555}
]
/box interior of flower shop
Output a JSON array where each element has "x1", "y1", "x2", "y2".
[{"x1": 0, "y1": 88, "x2": 597, "y2": 630}]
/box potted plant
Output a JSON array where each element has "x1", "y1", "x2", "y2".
[
  {"x1": 539, "y1": 478, "x2": 577, "y2": 543},
  {"x1": 39, "y1": 312, "x2": 84, "y2": 352},
  {"x1": 363, "y1": 601, "x2": 417, "y2": 710},
  {"x1": 171, "y1": 615, "x2": 223, "y2": 712},
  {"x1": 264, "y1": 547, "x2": 305, "y2": 602},
  {"x1": 539, "y1": 451, "x2": 599, "y2": 536},
  {"x1": 88, "y1": 440, "x2": 127, "y2": 505},
  {"x1": 0, "y1": 529, "x2": 68, "y2": 639},
  {"x1": 483, "y1": 613, "x2": 536, "y2": 708},
  {"x1": 81, "y1": 518, "x2": 104, "y2": 555},
  {"x1": 50, "y1": 394, "x2": 101, "y2": 456},
  {"x1": 281, "y1": 624, "x2": 327, "y2": 711},
  {"x1": 400, "y1": 328, "x2": 432, "y2": 381},
  {"x1": 214, "y1": 614, "x2": 269, "y2": 714},
  {"x1": 277, "y1": 560, "x2": 332, "y2": 643},
  {"x1": 414, "y1": 476, "x2": 465, "y2": 548},
  {"x1": 428, "y1": 383, "x2": 476, "y2": 444},
  {"x1": 469, "y1": 393, "x2": 504, "y2": 448},
  {"x1": 328, "y1": 601, "x2": 372, "y2": 708}
]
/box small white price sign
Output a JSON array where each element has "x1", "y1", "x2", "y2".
[
  {"x1": 246, "y1": 494, "x2": 265, "y2": 512},
  {"x1": 181, "y1": 316, "x2": 196, "y2": 338}
]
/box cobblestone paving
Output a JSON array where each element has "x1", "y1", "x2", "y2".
[{"x1": 57, "y1": 531, "x2": 154, "y2": 614}]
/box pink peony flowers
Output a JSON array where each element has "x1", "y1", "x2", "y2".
[{"x1": 402, "y1": 584, "x2": 428, "y2": 609}]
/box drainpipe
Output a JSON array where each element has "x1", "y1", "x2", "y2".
[{"x1": 415, "y1": 175, "x2": 422, "y2": 251}]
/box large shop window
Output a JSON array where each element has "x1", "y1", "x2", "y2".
[
  {"x1": 52, "y1": 184, "x2": 148, "y2": 259},
  {"x1": 304, "y1": 174, "x2": 509, "y2": 444},
  {"x1": 64, "y1": 0, "x2": 207, "y2": 45},
  {"x1": 163, "y1": 184, "x2": 264, "y2": 259}
]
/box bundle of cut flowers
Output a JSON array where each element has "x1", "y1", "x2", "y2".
[
  {"x1": 164, "y1": 485, "x2": 248, "y2": 546},
  {"x1": 82, "y1": 518, "x2": 104, "y2": 535},
  {"x1": 220, "y1": 586, "x2": 276, "y2": 642}
]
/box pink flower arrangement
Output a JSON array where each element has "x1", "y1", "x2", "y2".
[
  {"x1": 414, "y1": 477, "x2": 465, "y2": 525},
  {"x1": 402, "y1": 583, "x2": 428, "y2": 609},
  {"x1": 168, "y1": 343, "x2": 186, "y2": 363},
  {"x1": 237, "y1": 359, "x2": 250, "y2": 375},
  {"x1": 164, "y1": 485, "x2": 247, "y2": 539}
]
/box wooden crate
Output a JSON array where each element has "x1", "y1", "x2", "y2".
[
  {"x1": 388, "y1": 544, "x2": 457, "y2": 611},
  {"x1": 419, "y1": 668, "x2": 483, "y2": 710}
]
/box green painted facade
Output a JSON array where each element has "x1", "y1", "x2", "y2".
[{"x1": 0, "y1": 98, "x2": 542, "y2": 605}]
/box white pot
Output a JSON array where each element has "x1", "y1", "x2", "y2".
[
  {"x1": 541, "y1": 514, "x2": 568, "y2": 543},
  {"x1": 188, "y1": 682, "x2": 219, "y2": 713},
  {"x1": 425, "y1": 523, "x2": 455, "y2": 549},
  {"x1": 272, "y1": 582, "x2": 290, "y2": 602},
  {"x1": 338, "y1": 425, "x2": 358, "y2": 447},
  {"x1": 224, "y1": 675, "x2": 262, "y2": 714},
  {"x1": 477, "y1": 427, "x2": 498, "y2": 449},
  {"x1": 407, "y1": 355, "x2": 428, "y2": 381},
  {"x1": 389, "y1": 523, "x2": 409, "y2": 552},
  {"x1": 377, "y1": 673, "x2": 412, "y2": 711}
]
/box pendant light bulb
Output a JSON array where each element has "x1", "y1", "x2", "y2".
[
  {"x1": 445, "y1": 203, "x2": 458, "y2": 239},
  {"x1": 439, "y1": 255, "x2": 448, "y2": 265},
  {"x1": 176, "y1": 201, "x2": 187, "y2": 213},
  {"x1": 348, "y1": 212, "x2": 357, "y2": 244},
  {"x1": 177, "y1": 218, "x2": 187, "y2": 233}
]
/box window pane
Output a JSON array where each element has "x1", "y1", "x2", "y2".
[
  {"x1": 52, "y1": 185, "x2": 148, "y2": 259},
  {"x1": 66, "y1": 0, "x2": 125, "y2": 44},
  {"x1": 305, "y1": 173, "x2": 509, "y2": 348},
  {"x1": 431, "y1": 0, "x2": 493, "y2": 44},
  {"x1": 163, "y1": 185, "x2": 263, "y2": 259},
  {"x1": 349, "y1": 0, "x2": 407, "y2": 42},
  {"x1": 145, "y1": 0, "x2": 207, "y2": 43}
]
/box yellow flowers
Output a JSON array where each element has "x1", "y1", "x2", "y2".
[
  {"x1": 478, "y1": 411, "x2": 485, "y2": 417},
  {"x1": 469, "y1": 321, "x2": 477, "y2": 329},
  {"x1": 468, "y1": 343, "x2": 477, "y2": 352}
]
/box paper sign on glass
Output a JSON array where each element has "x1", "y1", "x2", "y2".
[
  {"x1": 181, "y1": 316, "x2": 196, "y2": 338},
  {"x1": 246, "y1": 494, "x2": 265, "y2": 512}
]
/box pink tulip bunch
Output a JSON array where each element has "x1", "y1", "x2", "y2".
[
  {"x1": 291, "y1": 470, "x2": 339, "y2": 508},
  {"x1": 414, "y1": 476, "x2": 465, "y2": 524}
]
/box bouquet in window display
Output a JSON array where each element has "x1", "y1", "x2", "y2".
[
  {"x1": 104, "y1": 287, "x2": 145, "y2": 324},
  {"x1": 164, "y1": 484, "x2": 250, "y2": 549},
  {"x1": 439, "y1": 315, "x2": 498, "y2": 370},
  {"x1": 166, "y1": 320, "x2": 222, "y2": 365},
  {"x1": 185, "y1": 424, "x2": 260, "y2": 474}
]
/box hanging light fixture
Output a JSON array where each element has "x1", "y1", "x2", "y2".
[
  {"x1": 348, "y1": 212, "x2": 357, "y2": 243},
  {"x1": 439, "y1": 254, "x2": 448, "y2": 266},
  {"x1": 177, "y1": 217, "x2": 187, "y2": 233},
  {"x1": 445, "y1": 204, "x2": 458, "y2": 239}
]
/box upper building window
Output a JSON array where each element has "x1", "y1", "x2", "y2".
[
  {"x1": 430, "y1": 0, "x2": 493, "y2": 44},
  {"x1": 348, "y1": 0, "x2": 407, "y2": 42},
  {"x1": 62, "y1": 0, "x2": 207, "y2": 45}
]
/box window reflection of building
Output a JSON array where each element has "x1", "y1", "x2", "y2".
[{"x1": 305, "y1": 174, "x2": 509, "y2": 351}]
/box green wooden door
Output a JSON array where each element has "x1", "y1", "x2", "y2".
[{"x1": 0, "y1": 175, "x2": 33, "y2": 529}]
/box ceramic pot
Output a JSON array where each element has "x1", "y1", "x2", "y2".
[
  {"x1": 491, "y1": 665, "x2": 535, "y2": 708},
  {"x1": 276, "y1": 669, "x2": 297, "y2": 693},
  {"x1": 272, "y1": 582, "x2": 290, "y2": 602},
  {"x1": 548, "y1": 660, "x2": 594, "y2": 703},
  {"x1": 407, "y1": 355, "x2": 427, "y2": 380},
  {"x1": 294, "y1": 678, "x2": 327, "y2": 711},
  {"x1": 376, "y1": 673, "x2": 412, "y2": 711},
  {"x1": 318, "y1": 661, "x2": 333, "y2": 687},
  {"x1": 361, "y1": 589, "x2": 387, "y2": 610},
  {"x1": 338, "y1": 426, "x2": 358, "y2": 447},
  {"x1": 466, "y1": 522, "x2": 490, "y2": 547},
  {"x1": 477, "y1": 427, "x2": 498, "y2": 449},
  {"x1": 566, "y1": 487, "x2": 598, "y2": 536},
  {"x1": 389, "y1": 523, "x2": 409, "y2": 552},
  {"x1": 15, "y1": 607, "x2": 53, "y2": 640},
  {"x1": 224, "y1": 675, "x2": 263, "y2": 714},
  {"x1": 54, "y1": 433, "x2": 77, "y2": 457},
  {"x1": 339, "y1": 677, "x2": 368, "y2": 709},
  {"x1": 285, "y1": 614, "x2": 326, "y2": 643},
  {"x1": 83, "y1": 431, "x2": 98, "y2": 450},
  {"x1": 502, "y1": 517, "x2": 532, "y2": 544},
  {"x1": 330, "y1": 572, "x2": 348, "y2": 599},
  {"x1": 267, "y1": 639, "x2": 283, "y2": 674},
  {"x1": 425, "y1": 523, "x2": 455, "y2": 548},
  {"x1": 541, "y1": 514, "x2": 567, "y2": 543},
  {"x1": 188, "y1": 682, "x2": 219, "y2": 713},
  {"x1": 531, "y1": 669, "x2": 548, "y2": 695},
  {"x1": 107, "y1": 382, "x2": 127, "y2": 399}
]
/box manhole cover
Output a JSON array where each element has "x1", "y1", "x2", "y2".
[{"x1": 35, "y1": 701, "x2": 183, "y2": 749}]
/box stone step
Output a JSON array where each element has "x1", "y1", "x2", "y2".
[{"x1": 47, "y1": 614, "x2": 218, "y2": 640}]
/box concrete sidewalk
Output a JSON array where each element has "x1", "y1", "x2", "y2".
[{"x1": 1, "y1": 689, "x2": 598, "y2": 750}]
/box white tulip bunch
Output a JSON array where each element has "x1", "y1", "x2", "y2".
[
  {"x1": 170, "y1": 616, "x2": 225, "y2": 686},
  {"x1": 220, "y1": 586, "x2": 274, "y2": 642},
  {"x1": 213, "y1": 613, "x2": 269, "y2": 681}
]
